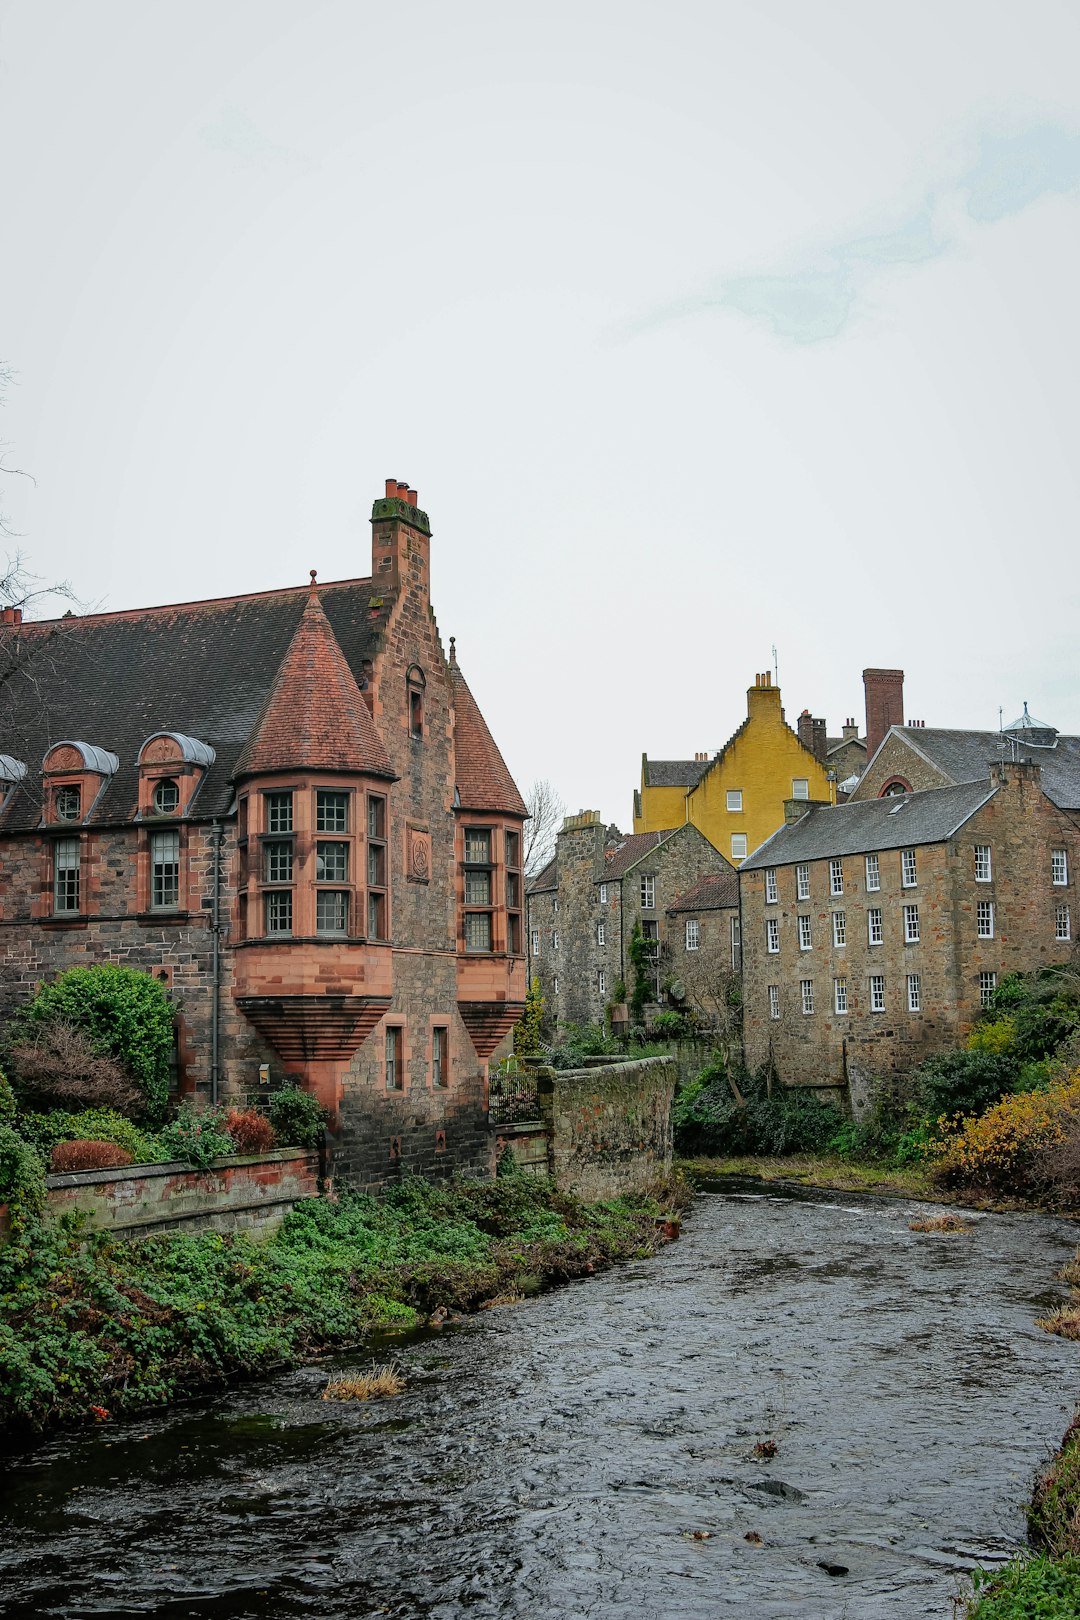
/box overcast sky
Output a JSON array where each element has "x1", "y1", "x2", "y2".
[{"x1": 2, "y1": 1, "x2": 1078, "y2": 831}]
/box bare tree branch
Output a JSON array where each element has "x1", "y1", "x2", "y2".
[{"x1": 524, "y1": 778, "x2": 566, "y2": 875}]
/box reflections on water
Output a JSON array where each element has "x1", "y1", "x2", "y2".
[{"x1": 2, "y1": 1182, "x2": 1078, "y2": 1620}]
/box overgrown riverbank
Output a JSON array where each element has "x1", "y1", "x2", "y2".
[{"x1": 0, "y1": 1170, "x2": 690, "y2": 1437}]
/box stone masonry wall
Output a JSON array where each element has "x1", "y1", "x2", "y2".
[
  {"x1": 539, "y1": 1055, "x2": 676, "y2": 1201},
  {"x1": 42, "y1": 1148, "x2": 320, "y2": 1239}
]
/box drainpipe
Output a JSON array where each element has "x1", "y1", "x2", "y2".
[{"x1": 210, "y1": 820, "x2": 224, "y2": 1106}]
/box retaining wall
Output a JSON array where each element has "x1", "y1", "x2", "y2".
[
  {"x1": 538, "y1": 1054, "x2": 676, "y2": 1200},
  {"x1": 43, "y1": 1148, "x2": 321, "y2": 1238}
]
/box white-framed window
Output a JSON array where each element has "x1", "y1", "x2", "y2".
[
  {"x1": 599, "y1": 883, "x2": 608, "y2": 904},
  {"x1": 907, "y1": 973, "x2": 921, "y2": 1012},
  {"x1": 901, "y1": 848, "x2": 917, "y2": 888},
  {"x1": 796, "y1": 863, "x2": 810, "y2": 900},
  {"x1": 903, "y1": 903, "x2": 919, "y2": 944},
  {"x1": 53, "y1": 836, "x2": 81, "y2": 913},
  {"x1": 730, "y1": 915, "x2": 741, "y2": 969},
  {"x1": 833, "y1": 910, "x2": 846, "y2": 948},
  {"x1": 597, "y1": 922, "x2": 606, "y2": 946},
  {"x1": 553, "y1": 975, "x2": 559, "y2": 994},
  {"x1": 765, "y1": 868, "x2": 778, "y2": 904},
  {"x1": 792, "y1": 778, "x2": 809, "y2": 800},
  {"x1": 598, "y1": 969, "x2": 606, "y2": 995},
  {"x1": 553, "y1": 895, "x2": 558, "y2": 913},
  {"x1": 385, "y1": 1024, "x2": 403, "y2": 1091},
  {"x1": 865, "y1": 853, "x2": 880, "y2": 892},
  {"x1": 798, "y1": 914, "x2": 812, "y2": 950},
  {"x1": 766, "y1": 917, "x2": 780, "y2": 954},
  {"x1": 768, "y1": 984, "x2": 780, "y2": 1020},
  {"x1": 979, "y1": 970, "x2": 996, "y2": 1009},
  {"x1": 829, "y1": 858, "x2": 843, "y2": 897},
  {"x1": 869, "y1": 974, "x2": 885, "y2": 1012},
  {"x1": 432, "y1": 1025, "x2": 448, "y2": 1089},
  {"x1": 834, "y1": 977, "x2": 848, "y2": 1014},
  {"x1": 685, "y1": 918, "x2": 700, "y2": 951},
  {"x1": 731, "y1": 834, "x2": 748, "y2": 861},
  {"x1": 552, "y1": 929, "x2": 560, "y2": 951},
  {"x1": 726, "y1": 789, "x2": 743, "y2": 812},
  {"x1": 1056, "y1": 903, "x2": 1071, "y2": 942},
  {"x1": 977, "y1": 900, "x2": 994, "y2": 939},
  {"x1": 1053, "y1": 849, "x2": 1069, "y2": 886},
  {"x1": 150, "y1": 828, "x2": 180, "y2": 911},
  {"x1": 975, "y1": 845, "x2": 992, "y2": 882},
  {"x1": 868, "y1": 907, "x2": 883, "y2": 945},
  {"x1": 801, "y1": 978, "x2": 814, "y2": 1014},
  {"x1": 530, "y1": 928, "x2": 540, "y2": 955},
  {"x1": 640, "y1": 875, "x2": 655, "y2": 908}
]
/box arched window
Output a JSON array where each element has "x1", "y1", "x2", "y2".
[
  {"x1": 879, "y1": 777, "x2": 912, "y2": 798},
  {"x1": 407, "y1": 666, "x2": 426, "y2": 739}
]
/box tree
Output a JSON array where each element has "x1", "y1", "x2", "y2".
[
  {"x1": 674, "y1": 924, "x2": 744, "y2": 1069},
  {"x1": 524, "y1": 778, "x2": 566, "y2": 876}
]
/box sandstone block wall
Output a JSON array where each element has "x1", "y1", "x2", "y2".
[{"x1": 539, "y1": 1055, "x2": 676, "y2": 1201}]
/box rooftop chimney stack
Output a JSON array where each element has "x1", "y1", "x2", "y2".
[
  {"x1": 863, "y1": 668, "x2": 905, "y2": 759},
  {"x1": 797, "y1": 708, "x2": 828, "y2": 763}
]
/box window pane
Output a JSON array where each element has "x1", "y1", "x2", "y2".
[
  {"x1": 465, "y1": 911, "x2": 493, "y2": 952},
  {"x1": 266, "y1": 792, "x2": 293, "y2": 833},
  {"x1": 265, "y1": 840, "x2": 293, "y2": 882},
  {"x1": 464, "y1": 828, "x2": 491, "y2": 863},
  {"x1": 465, "y1": 869, "x2": 491, "y2": 905},
  {"x1": 505, "y1": 830, "x2": 520, "y2": 869},
  {"x1": 151, "y1": 829, "x2": 180, "y2": 910},
  {"x1": 367, "y1": 890, "x2": 386, "y2": 939},
  {"x1": 316, "y1": 841, "x2": 348, "y2": 882},
  {"x1": 316, "y1": 791, "x2": 348, "y2": 832},
  {"x1": 432, "y1": 1026, "x2": 448, "y2": 1087},
  {"x1": 153, "y1": 779, "x2": 180, "y2": 816},
  {"x1": 264, "y1": 891, "x2": 292, "y2": 934},
  {"x1": 53, "y1": 837, "x2": 80, "y2": 911},
  {"x1": 316, "y1": 890, "x2": 349, "y2": 934},
  {"x1": 368, "y1": 796, "x2": 385, "y2": 839},
  {"x1": 55, "y1": 785, "x2": 81, "y2": 821}
]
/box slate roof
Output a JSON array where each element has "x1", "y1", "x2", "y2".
[
  {"x1": 233, "y1": 588, "x2": 394, "y2": 780},
  {"x1": 449, "y1": 660, "x2": 528, "y2": 818},
  {"x1": 740, "y1": 781, "x2": 996, "y2": 870},
  {"x1": 878, "y1": 727, "x2": 1080, "y2": 811},
  {"x1": 604, "y1": 829, "x2": 678, "y2": 879},
  {"x1": 526, "y1": 856, "x2": 558, "y2": 894},
  {"x1": 0, "y1": 579, "x2": 390, "y2": 829},
  {"x1": 643, "y1": 757, "x2": 710, "y2": 789},
  {"x1": 667, "y1": 870, "x2": 740, "y2": 913}
]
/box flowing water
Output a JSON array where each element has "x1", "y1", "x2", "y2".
[{"x1": 2, "y1": 1182, "x2": 1079, "y2": 1620}]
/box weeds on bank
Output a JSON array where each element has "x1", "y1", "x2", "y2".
[
  {"x1": 910, "y1": 1214, "x2": 971, "y2": 1234},
  {"x1": 0, "y1": 1169, "x2": 690, "y2": 1434}
]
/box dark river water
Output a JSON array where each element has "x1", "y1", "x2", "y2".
[{"x1": 2, "y1": 1183, "x2": 1079, "y2": 1620}]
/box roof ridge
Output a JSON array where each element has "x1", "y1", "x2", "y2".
[{"x1": 20, "y1": 576, "x2": 375, "y2": 629}]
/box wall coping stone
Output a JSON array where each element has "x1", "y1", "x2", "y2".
[{"x1": 45, "y1": 1147, "x2": 315, "y2": 1193}]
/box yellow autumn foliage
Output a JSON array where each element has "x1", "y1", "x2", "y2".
[{"x1": 928, "y1": 1072, "x2": 1080, "y2": 1192}]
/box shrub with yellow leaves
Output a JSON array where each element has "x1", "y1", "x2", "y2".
[{"x1": 928, "y1": 1072, "x2": 1080, "y2": 1195}]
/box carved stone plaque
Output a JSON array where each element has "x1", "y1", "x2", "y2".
[{"x1": 407, "y1": 824, "x2": 431, "y2": 883}]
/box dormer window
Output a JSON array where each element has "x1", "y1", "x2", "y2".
[
  {"x1": 136, "y1": 732, "x2": 215, "y2": 819},
  {"x1": 407, "y1": 665, "x2": 426, "y2": 739},
  {"x1": 153, "y1": 779, "x2": 180, "y2": 816},
  {"x1": 55, "y1": 785, "x2": 81, "y2": 822}
]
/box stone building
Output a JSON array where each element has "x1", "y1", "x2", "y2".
[
  {"x1": 740, "y1": 762, "x2": 1080, "y2": 1105},
  {"x1": 665, "y1": 869, "x2": 741, "y2": 1024},
  {"x1": 851, "y1": 705, "x2": 1080, "y2": 804},
  {"x1": 526, "y1": 812, "x2": 732, "y2": 1031},
  {"x1": 0, "y1": 479, "x2": 528, "y2": 1189}
]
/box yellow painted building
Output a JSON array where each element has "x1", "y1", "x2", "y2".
[{"x1": 633, "y1": 673, "x2": 835, "y2": 863}]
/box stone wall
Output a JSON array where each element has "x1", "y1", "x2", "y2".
[
  {"x1": 538, "y1": 1055, "x2": 676, "y2": 1201},
  {"x1": 42, "y1": 1147, "x2": 321, "y2": 1238}
]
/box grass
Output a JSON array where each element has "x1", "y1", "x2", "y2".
[
  {"x1": 910, "y1": 1214, "x2": 971, "y2": 1234},
  {"x1": 678, "y1": 1152, "x2": 934, "y2": 1199},
  {"x1": 322, "y1": 1365, "x2": 404, "y2": 1402}
]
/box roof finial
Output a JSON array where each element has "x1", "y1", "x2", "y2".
[
  {"x1": 449, "y1": 635, "x2": 456, "y2": 664},
  {"x1": 308, "y1": 569, "x2": 319, "y2": 602}
]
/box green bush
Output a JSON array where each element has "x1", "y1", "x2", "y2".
[
  {"x1": 9, "y1": 966, "x2": 175, "y2": 1122},
  {"x1": 159, "y1": 1102, "x2": 235, "y2": 1168},
  {"x1": 674, "y1": 1063, "x2": 844, "y2": 1157},
  {"x1": 267, "y1": 1085, "x2": 327, "y2": 1149},
  {"x1": 0, "y1": 1126, "x2": 45, "y2": 1216},
  {"x1": 914, "y1": 1050, "x2": 1019, "y2": 1121},
  {"x1": 0, "y1": 1073, "x2": 15, "y2": 1125},
  {"x1": 962, "y1": 1554, "x2": 1080, "y2": 1617}
]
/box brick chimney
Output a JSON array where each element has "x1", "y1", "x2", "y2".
[
  {"x1": 863, "y1": 668, "x2": 904, "y2": 759},
  {"x1": 370, "y1": 478, "x2": 431, "y2": 596},
  {"x1": 797, "y1": 709, "x2": 828, "y2": 763}
]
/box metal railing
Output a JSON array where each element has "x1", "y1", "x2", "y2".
[{"x1": 488, "y1": 1063, "x2": 541, "y2": 1124}]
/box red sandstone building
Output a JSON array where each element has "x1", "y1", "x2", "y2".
[{"x1": 0, "y1": 481, "x2": 527, "y2": 1187}]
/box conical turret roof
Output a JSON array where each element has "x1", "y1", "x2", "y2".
[
  {"x1": 233, "y1": 584, "x2": 395, "y2": 779},
  {"x1": 449, "y1": 648, "x2": 527, "y2": 817}
]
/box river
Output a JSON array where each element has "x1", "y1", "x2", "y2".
[{"x1": 1, "y1": 1182, "x2": 1078, "y2": 1620}]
